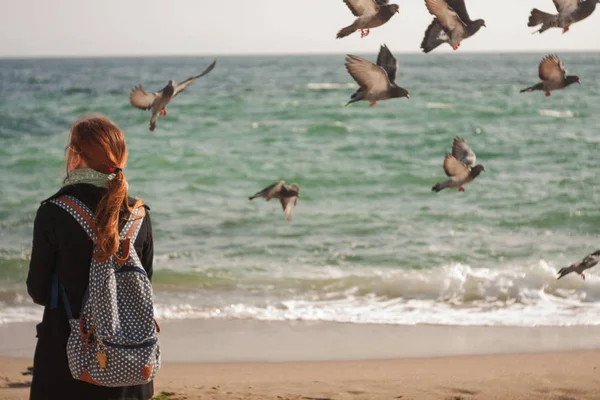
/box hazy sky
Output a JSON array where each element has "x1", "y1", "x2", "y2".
[{"x1": 1, "y1": 0, "x2": 599, "y2": 57}]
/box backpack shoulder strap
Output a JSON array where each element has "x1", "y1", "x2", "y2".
[
  {"x1": 114, "y1": 205, "x2": 146, "y2": 265},
  {"x1": 120, "y1": 205, "x2": 146, "y2": 242},
  {"x1": 49, "y1": 195, "x2": 97, "y2": 243}
]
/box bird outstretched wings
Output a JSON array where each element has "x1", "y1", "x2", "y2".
[
  {"x1": 538, "y1": 54, "x2": 567, "y2": 84},
  {"x1": 446, "y1": 0, "x2": 472, "y2": 23},
  {"x1": 425, "y1": 0, "x2": 466, "y2": 39},
  {"x1": 376, "y1": 44, "x2": 398, "y2": 83},
  {"x1": 452, "y1": 137, "x2": 476, "y2": 168},
  {"x1": 345, "y1": 55, "x2": 391, "y2": 92},
  {"x1": 280, "y1": 196, "x2": 298, "y2": 221},
  {"x1": 342, "y1": 0, "x2": 381, "y2": 16},
  {"x1": 173, "y1": 59, "x2": 217, "y2": 97},
  {"x1": 129, "y1": 85, "x2": 161, "y2": 110},
  {"x1": 443, "y1": 154, "x2": 470, "y2": 179}
]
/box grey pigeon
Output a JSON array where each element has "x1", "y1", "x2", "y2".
[
  {"x1": 557, "y1": 250, "x2": 600, "y2": 280},
  {"x1": 129, "y1": 60, "x2": 216, "y2": 131},
  {"x1": 421, "y1": 0, "x2": 486, "y2": 52},
  {"x1": 528, "y1": 0, "x2": 599, "y2": 34},
  {"x1": 345, "y1": 45, "x2": 410, "y2": 107},
  {"x1": 432, "y1": 137, "x2": 484, "y2": 193},
  {"x1": 249, "y1": 181, "x2": 300, "y2": 221},
  {"x1": 520, "y1": 54, "x2": 580, "y2": 97},
  {"x1": 337, "y1": 0, "x2": 400, "y2": 39}
]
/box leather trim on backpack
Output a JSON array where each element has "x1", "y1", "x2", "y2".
[{"x1": 80, "y1": 370, "x2": 101, "y2": 386}]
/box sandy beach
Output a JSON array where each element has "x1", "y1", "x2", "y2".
[{"x1": 1, "y1": 320, "x2": 600, "y2": 399}]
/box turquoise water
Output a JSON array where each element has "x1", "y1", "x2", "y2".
[{"x1": 1, "y1": 53, "x2": 600, "y2": 326}]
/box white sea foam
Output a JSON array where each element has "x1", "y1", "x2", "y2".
[
  {"x1": 538, "y1": 109, "x2": 575, "y2": 118},
  {"x1": 149, "y1": 261, "x2": 600, "y2": 327},
  {"x1": 0, "y1": 305, "x2": 42, "y2": 324},
  {"x1": 306, "y1": 83, "x2": 355, "y2": 90},
  {"x1": 5, "y1": 261, "x2": 600, "y2": 327},
  {"x1": 427, "y1": 102, "x2": 453, "y2": 109}
]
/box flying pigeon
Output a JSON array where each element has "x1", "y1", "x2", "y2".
[
  {"x1": 345, "y1": 45, "x2": 410, "y2": 107},
  {"x1": 337, "y1": 0, "x2": 400, "y2": 39},
  {"x1": 528, "y1": 0, "x2": 599, "y2": 34},
  {"x1": 129, "y1": 60, "x2": 217, "y2": 131},
  {"x1": 520, "y1": 54, "x2": 580, "y2": 97},
  {"x1": 432, "y1": 137, "x2": 485, "y2": 193},
  {"x1": 421, "y1": 0, "x2": 486, "y2": 53},
  {"x1": 249, "y1": 181, "x2": 300, "y2": 221},
  {"x1": 557, "y1": 250, "x2": 600, "y2": 280}
]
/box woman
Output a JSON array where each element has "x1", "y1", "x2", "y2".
[{"x1": 27, "y1": 115, "x2": 155, "y2": 400}]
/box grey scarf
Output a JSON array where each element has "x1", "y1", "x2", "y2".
[{"x1": 63, "y1": 168, "x2": 117, "y2": 188}]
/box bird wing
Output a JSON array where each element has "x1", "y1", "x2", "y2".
[
  {"x1": 579, "y1": 253, "x2": 600, "y2": 271},
  {"x1": 173, "y1": 60, "x2": 217, "y2": 98},
  {"x1": 446, "y1": 0, "x2": 472, "y2": 23},
  {"x1": 553, "y1": 0, "x2": 579, "y2": 14},
  {"x1": 421, "y1": 19, "x2": 450, "y2": 53},
  {"x1": 129, "y1": 85, "x2": 161, "y2": 110},
  {"x1": 345, "y1": 55, "x2": 391, "y2": 93},
  {"x1": 452, "y1": 137, "x2": 476, "y2": 168},
  {"x1": 376, "y1": 44, "x2": 398, "y2": 83},
  {"x1": 425, "y1": 0, "x2": 467, "y2": 34},
  {"x1": 443, "y1": 154, "x2": 470, "y2": 179},
  {"x1": 342, "y1": 0, "x2": 380, "y2": 17},
  {"x1": 251, "y1": 181, "x2": 284, "y2": 199},
  {"x1": 538, "y1": 54, "x2": 567, "y2": 84},
  {"x1": 280, "y1": 196, "x2": 298, "y2": 221}
]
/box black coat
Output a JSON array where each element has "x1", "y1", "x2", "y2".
[{"x1": 27, "y1": 183, "x2": 154, "y2": 400}]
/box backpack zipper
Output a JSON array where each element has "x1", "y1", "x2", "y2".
[{"x1": 103, "y1": 338, "x2": 158, "y2": 349}]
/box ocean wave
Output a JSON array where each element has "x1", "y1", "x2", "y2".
[
  {"x1": 150, "y1": 261, "x2": 600, "y2": 326},
  {"x1": 538, "y1": 109, "x2": 575, "y2": 118},
  {"x1": 3, "y1": 261, "x2": 600, "y2": 326},
  {"x1": 306, "y1": 83, "x2": 355, "y2": 90}
]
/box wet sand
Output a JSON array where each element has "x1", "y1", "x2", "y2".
[{"x1": 1, "y1": 320, "x2": 599, "y2": 399}]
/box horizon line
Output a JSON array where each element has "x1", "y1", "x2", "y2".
[{"x1": 1, "y1": 49, "x2": 599, "y2": 60}]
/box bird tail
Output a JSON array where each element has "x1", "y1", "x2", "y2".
[
  {"x1": 248, "y1": 195, "x2": 257, "y2": 200},
  {"x1": 421, "y1": 19, "x2": 446, "y2": 54},
  {"x1": 345, "y1": 89, "x2": 364, "y2": 107},
  {"x1": 556, "y1": 266, "x2": 574, "y2": 280},
  {"x1": 528, "y1": 9, "x2": 557, "y2": 33},
  {"x1": 520, "y1": 83, "x2": 543, "y2": 93},
  {"x1": 337, "y1": 24, "x2": 357, "y2": 39},
  {"x1": 432, "y1": 180, "x2": 450, "y2": 192}
]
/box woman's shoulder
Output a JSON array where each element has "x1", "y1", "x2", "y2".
[{"x1": 128, "y1": 196, "x2": 151, "y2": 212}]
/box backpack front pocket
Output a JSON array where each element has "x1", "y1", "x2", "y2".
[{"x1": 87, "y1": 337, "x2": 160, "y2": 387}]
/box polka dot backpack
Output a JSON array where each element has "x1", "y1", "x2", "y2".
[{"x1": 48, "y1": 195, "x2": 161, "y2": 387}]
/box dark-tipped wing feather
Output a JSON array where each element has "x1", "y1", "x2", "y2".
[
  {"x1": 451, "y1": 137, "x2": 476, "y2": 168},
  {"x1": 446, "y1": 0, "x2": 472, "y2": 23},
  {"x1": 538, "y1": 54, "x2": 566, "y2": 84},
  {"x1": 173, "y1": 59, "x2": 217, "y2": 97},
  {"x1": 421, "y1": 19, "x2": 448, "y2": 53},
  {"x1": 376, "y1": 44, "x2": 398, "y2": 83}
]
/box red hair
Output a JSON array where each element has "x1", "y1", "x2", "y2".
[{"x1": 66, "y1": 115, "x2": 143, "y2": 262}]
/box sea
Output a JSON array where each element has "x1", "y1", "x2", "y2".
[{"x1": 1, "y1": 52, "x2": 600, "y2": 327}]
